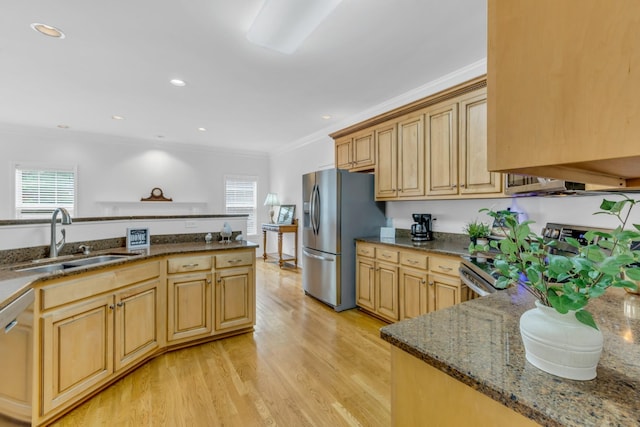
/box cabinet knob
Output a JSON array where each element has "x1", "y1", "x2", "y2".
[
  {"x1": 117, "y1": 302, "x2": 124, "y2": 307},
  {"x1": 429, "y1": 281, "x2": 434, "y2": 286},
  {"x1": 460, "y1": 184, "x2": 465, "y2": 188},
  {"x1": 207, "y1": 279, "x2": 212, "y2": 284},
  {"x1": 109, "y1": 304, "x2": 115, "y2": 310},
  {"x1": 421, "y1": 279, "x2": 426, "y2": 284}
]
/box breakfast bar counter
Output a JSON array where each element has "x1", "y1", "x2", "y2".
[{"x1": 381, "y1": 285, "x2": 640, "y2": 426}]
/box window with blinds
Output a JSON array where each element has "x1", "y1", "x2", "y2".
[
  {"x1": 224, "y1": 175, "x2": 257, "y2": 235},
  {"x1": 15, "y1": 164, "x2": 77, "y2": 218}
]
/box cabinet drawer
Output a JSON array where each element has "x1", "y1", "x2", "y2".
[
  {"x1": 376, "y1": 248, "x2": 399, "y2": 263},
  {"x1": 167, "y1": 255, "x2": 212, "y2": 274},
  {"x1": 400, "y1": 251, "x2": 428, "y2": 270},
  {"x1": 357, "y1": 243, "x2": 376, "y2": 258},
  {"x1": 214, "y1": 251, "x2": 254, "y2": 269},
  {"x1": 41, "y1": 261, "x2": 160, "y2": 310},
  {"x1": 429, "y1": 256, "x2": 460, "y2": 276}
]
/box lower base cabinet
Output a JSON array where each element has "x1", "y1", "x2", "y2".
[
  {"x1": 215, "y1": 267, "x2": 254, "y2": 332},
  {"x1": 34, "y1": 248, "x2": 256, "y2": 426},
  {"x1": 356, "y1": 242, "x2": 470, "y2": 322}
]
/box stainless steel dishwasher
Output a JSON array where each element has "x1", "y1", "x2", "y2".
[{"x1": 0, "y1": 289, "x2": 34, "y2": 426}]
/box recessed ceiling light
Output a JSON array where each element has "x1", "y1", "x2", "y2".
[
  {"x1": 197, "y1": 127, "x2": 207, "y2": 132},
  {"x1": 30, "y1": 23, "x2": 65, "y2": 39},
  {"x1": 112, "y1": 115, "x2": 124, "y2": 120},
  {"x1": 156, "y1": 135, "x2": 165, "y2": 139},
  {"x1": 170, "y1": 79, "x2": 186, "y2": 87},
  {"x1": 57, "y1": 124, "x2": 69, "y2": 129},
  {"x1": 322, "y1": 115, "x2": 332, "y2": 120}
]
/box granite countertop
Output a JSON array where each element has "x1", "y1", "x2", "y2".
[
  {"x1": 355, "y1": 234, "x2": 470, "y2": 258},
  {"x1": 0, "y1": 240, "x2": 259, "y2": 310},
  {"x1": 381, "y1": 286, "x2": 640, "y2": 427}
]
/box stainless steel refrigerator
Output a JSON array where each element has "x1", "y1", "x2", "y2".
[{"x1": 302, "y1": 168, "x2": 386, "y2": 311}]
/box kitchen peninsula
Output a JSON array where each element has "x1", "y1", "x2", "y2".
[
  {"x1": 0, "y1": 237, "x2": 258, "y2": 426},
  {"x1": 381, "y1": 285, "x2": 640, "y2": 426}
]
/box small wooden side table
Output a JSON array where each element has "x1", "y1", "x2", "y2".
[{"x1": 262, "y1": 219, "x2": 298, "y2": 268}]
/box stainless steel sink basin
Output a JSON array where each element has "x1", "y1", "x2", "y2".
[{"x1": 17, "y1": 254, "x2": 137, "y2": 274}]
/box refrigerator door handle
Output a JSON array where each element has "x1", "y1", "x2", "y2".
[
  {"x1": 309, "y1": 184, "x2": 317, "y2": 235},
  {"x1": 313, "y1": 184, "x2": 321, "y2": 235},
  {"x1": 303, "y1": 249, "x2": 335, "y2": 262}
]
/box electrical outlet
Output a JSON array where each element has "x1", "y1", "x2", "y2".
[{"x1": 185, "y1": 221, "x2": 197, "y2": 228}]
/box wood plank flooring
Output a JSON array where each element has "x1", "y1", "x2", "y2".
[{"x1": 51, "y1": 261, "x2": 391, "y2": 426}]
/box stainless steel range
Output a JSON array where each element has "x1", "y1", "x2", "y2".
[{"x1": 459, "y1": 222, "x2": 612, "y2": 297}]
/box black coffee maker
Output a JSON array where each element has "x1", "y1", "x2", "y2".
[{"x1": 410, "y1": 213, "x2": 433, "y2": 242}]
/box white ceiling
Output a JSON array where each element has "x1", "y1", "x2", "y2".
[{"x1": 0, "y1": 0, "x2": 487, "y2": 154}]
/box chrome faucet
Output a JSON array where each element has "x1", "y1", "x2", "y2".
[{"x1": 50, "y1": 207, "x2": 72, "y2": 257}]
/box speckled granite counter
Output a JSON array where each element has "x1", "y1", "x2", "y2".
[
  {"x1": 0, "y1": 240, "x2": 259, "y2": 310},
  {"x1": 355, "y1": 233, "x2": 470, "y2": 258},
  {"x1": 381, "y1": 285, "x2": 640, "y2": 427}
]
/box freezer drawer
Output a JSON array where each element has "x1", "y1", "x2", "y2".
[{"x1": 302, "y1": 248, "x2": 340, "y2": 308}]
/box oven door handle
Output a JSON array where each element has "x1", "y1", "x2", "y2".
[{"x1": 459, "y1": 268, "x2": 491, "y2": 297}]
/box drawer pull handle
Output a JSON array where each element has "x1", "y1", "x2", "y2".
[
  {"x1": 438, "y1": 265, "x2": 453, "y2": 271},
  {"x1": 227, "y1": 259, "x2": 243, "y2": 264},
  {"x1": 408, "y1": 259, "x2": 418, "y2": 264},
  {"x1": 182, "y1": 263, "x2": 199, "y2": 268}
]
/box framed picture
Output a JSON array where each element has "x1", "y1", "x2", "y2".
[
  {"x1": 277, "y1": 205, "x2": 295, "y2": 225},
  {"x1": 126, "y1": 227, "x2": 150, "y2": 249}
]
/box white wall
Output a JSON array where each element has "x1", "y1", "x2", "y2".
[
  {"x1": 385, "y1": 195, "x2": 640, "y2": 235},
  {"x1": 0, "y1": 124, "x2": 270, "y2": 250}
]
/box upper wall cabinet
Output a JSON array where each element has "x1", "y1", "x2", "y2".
[
  {"x1": 332, "y1": 77, "x2": 503, "y2": 201},
  {"x1": 335, "y1": 129, "x2": 375, "y2": 172},
  {"x1": 488, "y1": 0, "x2": 640, "y2": 188}
]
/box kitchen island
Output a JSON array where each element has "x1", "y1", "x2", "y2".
[
  {"x1": 0, "y1": 240, "x2": 258, "y2": 426},
  {"x1": 381, "y1": 285, "x2": 640, "y2": 426}
]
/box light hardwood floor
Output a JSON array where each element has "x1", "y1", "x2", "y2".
[{"x1": 51, "y1": 261, "x2": 391, "y2": 426}]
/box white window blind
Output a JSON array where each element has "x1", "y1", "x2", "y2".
[
  {"x1": 15, "y1": 164, "x2": 76, "y2": 218},
  {"x1": 224, "y1": 175, "x2": 257, "y2": 235}
]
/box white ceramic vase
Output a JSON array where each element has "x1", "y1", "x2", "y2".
[{"x1": 519, "y1": 301, "x2": 603, "y2": 380}]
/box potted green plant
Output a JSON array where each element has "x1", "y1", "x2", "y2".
[
  {"x1": 463, "y1": 220, "x2": 491, "y2": 245},
  {"x1": 470, "y1": 196, "x2": 640, "y2": 380}
]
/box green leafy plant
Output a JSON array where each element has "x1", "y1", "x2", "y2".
[
  {"x1": 463, "y1": 220, "x2": 491, "y2": 240},
  {"x1": 470, "y1": 196, "x2": 640, "y2": 329}
]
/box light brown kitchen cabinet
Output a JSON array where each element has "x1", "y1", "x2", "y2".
[
  {"x1": 41, "y1": 294, "x2": 113, "y2": 415},
  {"x1": 374, "y1": 122, "x2": 398, "y2": 199},
  {"x1": 114, "y1": 279, "x2": 160, "y2": 371},
  {"x1": 356, "y1": 253, "x2": 376, "y2": 311},
  {"x1": 167, "y1": 272, "x2": 212, "y2": 342},
  {"x1": 458, "y1": 90, "x2": 502, "y2": 195},
  {"x1": 355, "y1": 243, "x2": 399, "y2": 322},
  {"x1": 399, "y1": 267, "x2": 428, "y2": 320},
  {"x1": 213, "y1": 250, "x2": 256, "y2": 333},
  {"x1": 428, "y1": 255, "x2": 471, "y2": 312},
  {"x1": 425, "y1": 101, "x2": 459, "y2": 196},
  {"x1": 397, "y1": 114, "x2": 425, "y2": 198},
  {"x1": 356, "y1": 243, "x2": 470, "y2": 323},
  {"x1": 426, "y1": 90, "x2": 502, "y2": 197},
  {"x1": 374, "y1": 113, "x2": 425, "y2": 200},
  {"x1": 335, "y1": 130, "x2": 375, "y2": 172},
  {"x1": 487, "y1": 0, "x2": 640, "y2": 187},
  {"x1": 39, "y1": 261, "x2": 162, "y2": 417}
]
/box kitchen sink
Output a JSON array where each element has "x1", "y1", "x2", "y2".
[{"x1": 17, "y1": 254, "x2": 138, "y2": 274}]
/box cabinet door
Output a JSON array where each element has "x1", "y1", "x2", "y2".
[
  {"x1": 352, "y1": 131, "x2": 375, "y2": 170},
  {"x1": 41, "y1": 294, "x2": 114, "y2": 414},
  {"x1": 356, "y1": 256, "x2": 376, "y2": 310},
  {"x1": 167, "y1": 273, "x2": 213, "y2": 342},
  {"x1": 215, "y1": 267, "x2": 255, "y2": 333},
  {"x1": 428, "y1": 274, "x2": 462, "y2": 312},
  {"x1": 397, "y1": 115, "x2": 425, "y2": 198},
  {"x1": 114, "y1": 279, "x2": 160, "y2": 371},
  {"x1": 459, "y1": 90, "x2": 502, "y2": 195},
  {"x1": 376, "y1": 261, "x2": 399, "y2": 322},
  {"x1": 399, "y1": 268, "x2": 428, "y2": 320},
  {"x1": 426, "y1": 101, "x2": 459, "y2": 196},
  {"x1": 375, "y1": 123, "x2": 398, "y2": 199},
  {"x1": 335, "y1": 137, "x2": 353, "y2": 170}
]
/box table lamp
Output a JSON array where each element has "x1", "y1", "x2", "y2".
[{"x1": 264, "y1": 193, "x2": 280, "y2": 223}]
